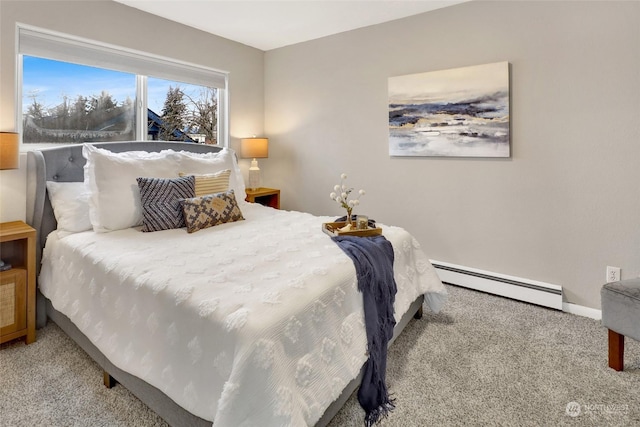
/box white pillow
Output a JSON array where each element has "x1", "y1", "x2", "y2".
[
  {"x1": 46, "y1": 181, "x2": 92, "y2": 238},
  {"x1": 176, "y1": 148, "x2": 246, "y2": 200},
  {"x1": 83, "y1": 144, "x2": 181, "y2": 232}
]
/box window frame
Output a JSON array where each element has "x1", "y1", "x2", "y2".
[{"x1": 16, "y1": 24, "x2": 229, "y2": 147}]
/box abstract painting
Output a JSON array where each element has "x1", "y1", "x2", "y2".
[{"x1": 389, "y1": 62, "x2": 510, "y2": 157}]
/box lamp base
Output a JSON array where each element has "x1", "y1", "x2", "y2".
[{"x1": 248, "y1": 159, "x2": 261, "y2": 190}]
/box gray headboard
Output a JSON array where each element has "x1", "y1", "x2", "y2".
[{"x1": 26, "y1": 141, "x2": 223, "y2": 327}]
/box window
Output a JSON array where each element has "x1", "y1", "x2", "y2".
[
  {"x1": 147, "y1": 77, "x2": 218, "y2": 144},
  {"x1": 23, "y1": 57, "x2": 136, "y2": 143},
  {"x1": 18, "y1": 25, "x2": 227, "y2": 145}
]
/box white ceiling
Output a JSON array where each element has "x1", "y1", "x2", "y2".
[{"x1": 113, "y1": 0, "x2": 468, "y2": 51}]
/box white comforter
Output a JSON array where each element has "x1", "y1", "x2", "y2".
[{"x1": 40, "y1": 202, "x2": 446, "y2": 426}]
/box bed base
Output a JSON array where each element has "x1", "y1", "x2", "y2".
[{"x1": 45, "y1": 293, "x2": 424, "y2": 426}]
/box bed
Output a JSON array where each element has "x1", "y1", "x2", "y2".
[{"x1": 26, "y1": 141, "x2": 447, "y2": 427}]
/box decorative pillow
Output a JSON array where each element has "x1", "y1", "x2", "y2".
[
  {"x1": 136, "y1": 176, "x2": 195, "y2": 232},
  {"x1": 46, "y1": 181, "x2": 92, "y2": 238},
  {"x1": 83, "y1": 144, "x2": 181, "y2": 232},
  {"x1": 181, "y1": 189, "x2": 244, "y2": 233},
  {"x1": 178, "y1": 169, "x2": 231, "y2": 197},
  {"x1": 175, "y1": 148, "x2": 246, "y2": 201}
]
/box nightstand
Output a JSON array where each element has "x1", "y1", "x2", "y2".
[
  {"x1": 245, "y1": 187, "x2": 280, "y2": 209},
  {"x1": 0, "y1": 221, "x2": 36, "y2": 345}
]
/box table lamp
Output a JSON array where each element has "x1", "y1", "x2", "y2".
[
  {"x1": 0, "y1": 132, "x2": 19, "y2": 170},
  {"x1": 240, "y1": 137, "x2": 268, "y2": 190}
]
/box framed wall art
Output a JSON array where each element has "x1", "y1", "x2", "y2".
[{"x1": 389, "y1": 61, "x2": 510, "y2": 157}]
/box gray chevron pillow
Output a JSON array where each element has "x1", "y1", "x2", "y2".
[
  {"x1": 136, "y1": 175, "x2": 195, "y2": 232},
  {"x1": 181, "y1": 189, "x2": 244, "y2": 233}
]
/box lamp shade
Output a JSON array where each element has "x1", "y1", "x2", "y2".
[
  {"x1": 0, "y1": 132, "x2": 19, "y2": 170},
  {"x1": 240, "y1": 137, "x2": 268, "y2": 159}
]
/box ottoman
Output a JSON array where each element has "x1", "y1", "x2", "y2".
[{"x1": 601, "y1": 279, "x2": 640, "y2": 371}]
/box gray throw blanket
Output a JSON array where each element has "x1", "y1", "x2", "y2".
[{"x1": 332, "y1": 235, "x2": 397, "y2": 426}]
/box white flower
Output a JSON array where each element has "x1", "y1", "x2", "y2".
[{"x1": 329, "y1": 173, "x2": 365, "y2": 214}]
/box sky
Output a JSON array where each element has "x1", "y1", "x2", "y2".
[
  {"x1": 388, "y1": 61, "x2": 509, "y2": 104},
  {"x1": 22, "y1": 56, "x2": 205, "y2": 114}
]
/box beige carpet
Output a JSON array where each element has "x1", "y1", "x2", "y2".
[{"x1": 2, "y1": 284, "x2": 639, "y2": 426}]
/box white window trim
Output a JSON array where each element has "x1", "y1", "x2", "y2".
[{"x1": 16, "y1": 23, "x2": 229, "y2": 147}]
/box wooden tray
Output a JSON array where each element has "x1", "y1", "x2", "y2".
[{"x1": 322, "y1": 221, "x2": 382, "y2": 237}]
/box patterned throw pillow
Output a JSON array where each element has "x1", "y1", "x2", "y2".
[
  {"x1": 178, "y1": 169, "x2": 231, "y2": 197},
  {"x1": 136, "y1": 176, "x2": 195, "y2": 232},
  {"x1": 181, "y1": 189, "x2": 244, "y2": 233}
]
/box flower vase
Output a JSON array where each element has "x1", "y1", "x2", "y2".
[{"x1": 346, "y1": 208, "x2": 353, "y2": 229}]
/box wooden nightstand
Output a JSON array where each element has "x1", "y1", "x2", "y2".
[
  {"x1": 0, "y1": 221, "x2": 36, "y2": 345},
  {"x1": 245, "y1": 187, "x2": 280, "y2": 209}
]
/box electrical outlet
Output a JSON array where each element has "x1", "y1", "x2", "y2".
[{"x1": 606, "y1": 266, "x2": 621, "y2": 283}]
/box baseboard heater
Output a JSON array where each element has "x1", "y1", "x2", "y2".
[{"x1": 430, "y1": 260, "x2": 563, "y2": 310}]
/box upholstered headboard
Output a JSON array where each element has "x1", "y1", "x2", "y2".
[{"x1": 26, "y1": 141, "x2": 223, "y2": 327}]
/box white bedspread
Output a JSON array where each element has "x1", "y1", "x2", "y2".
[{"x1": 40, "y1": 202, "x2": 446, "y2": 426}]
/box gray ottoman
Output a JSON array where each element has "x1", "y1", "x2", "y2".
[{"x1": 601, "y1": 279, "x2": 640, "y2": 371}]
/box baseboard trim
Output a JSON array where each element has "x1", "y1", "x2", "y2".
[{"x1": 562, "y1": 302, "x2": 602, "y2": 320}]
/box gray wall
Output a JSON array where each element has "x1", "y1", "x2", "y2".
[
  {"x1": 264, "y1": 0, "x2": 640, "y2": 309},
  {"x1": 0, "y1": 0, "x2": 264, "y2": 221}
]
